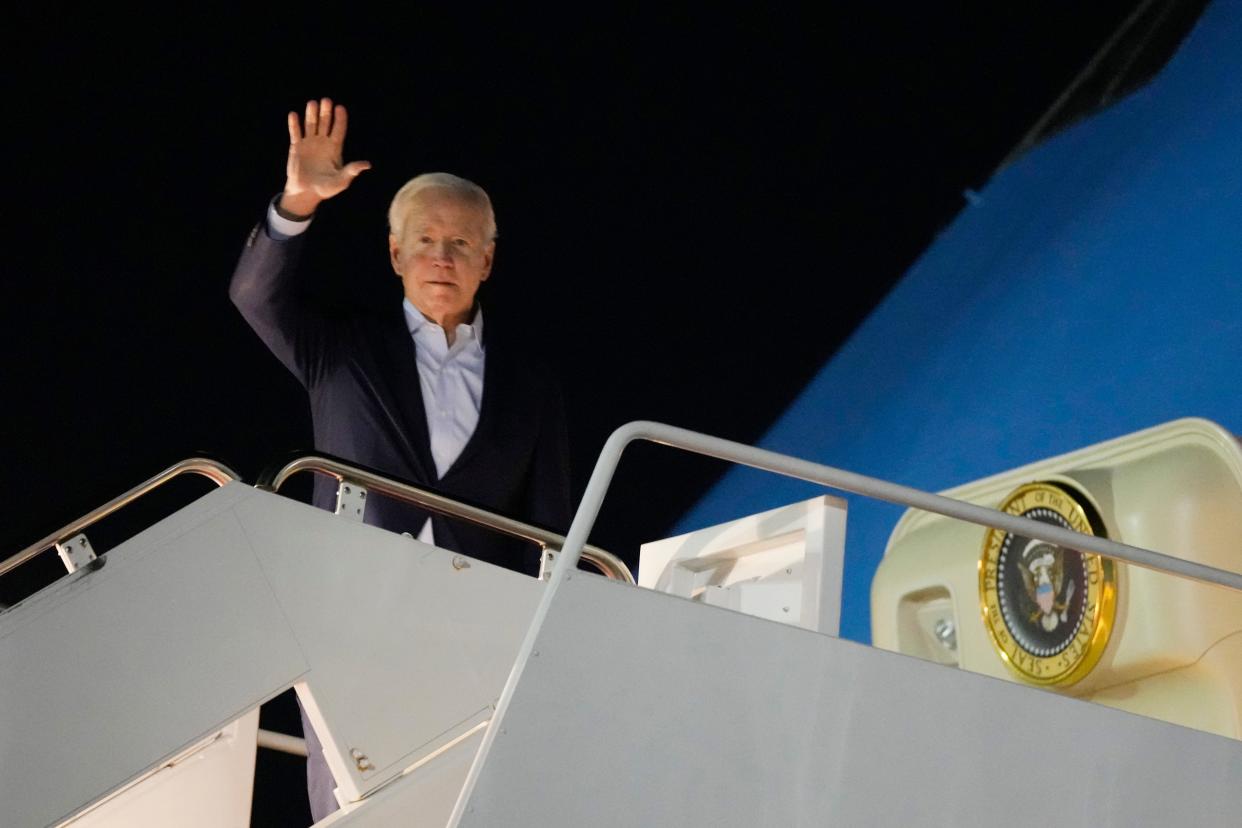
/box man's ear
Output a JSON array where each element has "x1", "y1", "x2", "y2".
[
  {"x1": 480, "y1": 242, "x2": 495, "y2": 283},
  {"x1": 388, "y1": 234, "x2": 403, "y2": 275}
]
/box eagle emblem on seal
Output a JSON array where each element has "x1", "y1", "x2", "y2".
[
  {"x1": 979, "y1": 482, "x2": 1118, "y2": 687},
  {"x1": 1019, "y1": 539, "x2": 1074, "y2": 632}
]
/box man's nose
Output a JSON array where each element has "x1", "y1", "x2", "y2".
[{"x1": 433, "y1": 241, "x2": 455, "y2": 264}]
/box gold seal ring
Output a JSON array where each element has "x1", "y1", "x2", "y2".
[{"x1": 979, "y1": 482, "x2": 1117, "y2": 687}]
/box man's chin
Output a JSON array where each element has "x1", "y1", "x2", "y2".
[{"x1": 409, "y1": 295, "x2": 472, "y2": 323}]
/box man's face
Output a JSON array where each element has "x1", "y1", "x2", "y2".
[{"x1": 389, "y1": 187, "x2": 494, "y2": 327}]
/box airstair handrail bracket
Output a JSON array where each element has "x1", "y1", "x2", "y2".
[
  {"x1": 257, "y1": 453, "x2": 635, "y2": 585},
  {"x1": 0, "y1": 457, "x2": 241, "y2": 580},
  {"x1": 548, "y1": 421, "x2": 1242, "y2": 594}
]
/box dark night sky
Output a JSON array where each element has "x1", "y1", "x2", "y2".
[{"x1": 5, "y1": 4, "x2": 1141, "y2": 823}]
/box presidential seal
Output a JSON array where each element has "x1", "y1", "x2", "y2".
[{"x1": 979, "y1": 482, "x2": 1117, "y2": 687}]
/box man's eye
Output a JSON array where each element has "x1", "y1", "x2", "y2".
[
  {"x1": 453, "y1": 238, "x2": 470, "y2": 247},
  {"x1": 419, "y1": 236, "x2": 433, "y2": 244}
]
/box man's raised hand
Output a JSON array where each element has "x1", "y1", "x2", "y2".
[{"x1": 279, "y1": 97, "x2": 372, "y2": 218}]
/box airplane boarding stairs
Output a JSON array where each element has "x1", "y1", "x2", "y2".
[{"x1": 2, "y1": 422, "x2": 1241, "y2": 826}]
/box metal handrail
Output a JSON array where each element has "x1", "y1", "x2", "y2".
[
  {"x1": 548, "y1": 421, "x2": 1242, "y2": 593},
  {"x1": 259, "y1": 454, "x2": 635, "y2": 585},
  {"x1": 0, "y1": 458, "x2": 241, "y2": 579},
  {"x1": 457, "y1": 420, "x2": 1242, "y2": 820},
  {"x1": 257, "y1": 728, "x2": 308, "y2": 757}
]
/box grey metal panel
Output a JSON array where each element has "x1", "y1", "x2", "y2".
[
  {"x1": 1, "y1": 481, "x2": 541, "y2": 825},
  {"x1": 0, "y1": 484, "x2": 308, "y2": 828},
  {"x1": 460, "y1": 574, "x2": 1242, "y2": 827},
  {"x1": 70, "y1": 709, "x2": 261, "y2": 828},
  {"x1": 231, "y1": 490, "x2": 542, "y2": 803},
  {"x1": 326, "y1": 730, "x2": 483, "y2": 827}
]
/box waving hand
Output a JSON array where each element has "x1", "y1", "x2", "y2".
[{"x1": 279, "y1": 97, "x2": 371, "y2": 217}]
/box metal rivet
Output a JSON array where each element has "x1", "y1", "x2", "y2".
[
  {"x1": 349, "y1": 747, "x2": 374, "y2": 772},
  {"x1": 452, "y1": 556, "x2": 471, "y2": 571}
]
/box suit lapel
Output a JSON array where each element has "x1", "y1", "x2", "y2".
[
  {"x1": 373, "y1": 310, "x2": 436, "y2": 480},
  {"x1": 444, "y1": 333, "x2": 513, "y2": 479}
]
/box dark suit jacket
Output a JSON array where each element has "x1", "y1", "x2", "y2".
[{"x1": 229, "y1": 219, "x2": 572, "y2": 576}]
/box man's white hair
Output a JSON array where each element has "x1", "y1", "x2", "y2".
[{"x1": 387, "y1": 172, "x2": 497, "y2": 244}]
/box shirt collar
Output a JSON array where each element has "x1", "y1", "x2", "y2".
[{"x1": 403, "y1": 298, "x2": 485, "y2": 349}]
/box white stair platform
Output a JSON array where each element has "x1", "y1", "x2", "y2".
[
  {"x1": 455, "y1": 571, "x2": 1242, "y2": 826},
  {"x1": 3, "y1": 482, "x2": 1240, "y2": 826}
]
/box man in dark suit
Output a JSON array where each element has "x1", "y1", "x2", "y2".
[{"x1": 229, "y1": 97, "x2": 571, "y2": 819}]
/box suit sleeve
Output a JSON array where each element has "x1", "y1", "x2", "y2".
[{"x1": 228, "y1": 218, "x2": 333, "y2": 387}]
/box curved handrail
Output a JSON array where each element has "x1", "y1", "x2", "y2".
[
  {"x1": 0, "y1": 458, "x2": 241, "y2": 579},
  {"x1": 548, "y1": 421, "x2": 1242, "y2": 592},
  {"x1": 258, "y1": 454, "x2": 635, "y2": 585},
  {"x1": 456, "y1": 420, "x2": 1242, "y2": 821}
]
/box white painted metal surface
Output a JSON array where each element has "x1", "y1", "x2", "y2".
[
  {"x1": 321, "y1": 729, "x2": 484, "y2": 827},
  {"x1": 639, "y1": 495, "x2": 846, "y2": 635},
  {"x1": 450, "y1": 419, "x2": 1242, "y2": 826},
  {"x1": 227, "y1": 491, "x2": 541, "y2": 808},
  {"x1": 8, "y1": 421, "x2": 1242, "y2": 826},
  {"x1": 457, "y1": 572, "x2": 1242, "y2": 827},
  {"x1": 66, "y1": 710, "x2": 260, "y2": 828},
  {"x1": 1, "y1": 482, "x2": 542, "y2": 826},
  {"x1": 0, "y1": 483, "x2": 306, "y2": 828}
]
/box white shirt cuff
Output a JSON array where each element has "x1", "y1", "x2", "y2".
[{"x1": 266, "y1": 200, "x2": 313, "y2": 240}]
